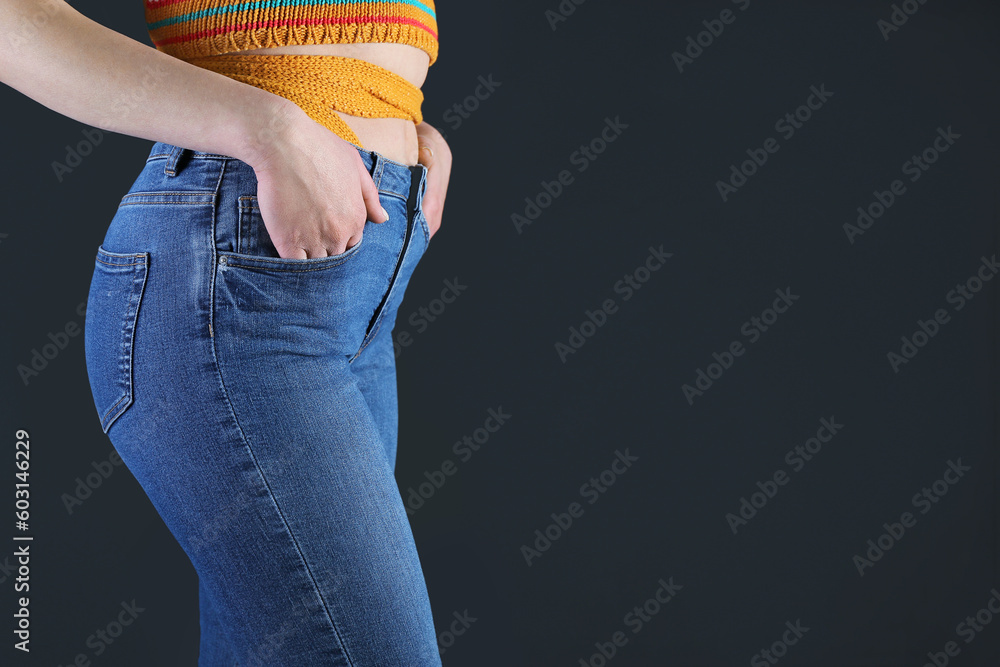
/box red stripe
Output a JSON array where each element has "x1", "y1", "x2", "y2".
[
  {"x1": 154, "y1": 15, "x2": 437, "y2": 45},
  {"x1": 147, "y1": 0, "x2": 432, "y2": 9}
]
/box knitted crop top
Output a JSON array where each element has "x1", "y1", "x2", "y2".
[
  {"x1": 145, "y1": 0, "x2": 438, "y2": 65},
  {"x1": 143, "y1": 1, "x2": 440, "y2": 149}
]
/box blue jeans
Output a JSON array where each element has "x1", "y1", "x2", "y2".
[{"x1": 83, "y1": 141, "x2": 441, "y2": 666}]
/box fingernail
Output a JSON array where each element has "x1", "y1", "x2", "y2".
[{"x1": 381, "y1": 206, "x2": 389, "y2": 221}]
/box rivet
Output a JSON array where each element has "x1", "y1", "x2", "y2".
[{"x1": 219, "y1": 256, "x2": 227, "y2": 264}]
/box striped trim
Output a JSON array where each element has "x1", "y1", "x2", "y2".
[
  {"x1": 153, "y1": 15, "x2": 437, "y2": 47},
  {"x1": 147, "y1": 0, "x2": 435, "y2": 31},
  {"x1": 145, "y1": 0, "x2": 438, "y2": 65}
]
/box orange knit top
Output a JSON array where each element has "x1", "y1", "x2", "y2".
[{"x1": 143, "y1": 0, "x2": 439, "y2": 148}]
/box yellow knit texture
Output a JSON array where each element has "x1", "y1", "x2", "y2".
[{"x1": 187, "y1": 54, "x2": 423, "y2": 149}]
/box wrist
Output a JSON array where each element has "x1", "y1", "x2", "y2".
[{"x1": 235, "y1": 94, "x2": 306, "y2": 169}]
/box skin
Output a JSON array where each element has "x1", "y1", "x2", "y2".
[
  {"x1": 228, "y1": 42, "x2": 452, "y2": 249},
  {"x1": 0, "y1": 0, "x2": 450, "y2": 259},
  {"x1": 232, "y1": 43, "x2": 429, "y2": 166}
]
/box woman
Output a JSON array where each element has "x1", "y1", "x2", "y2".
[{"x1": 0, "y1": 0, "x2": 452, "y2": 664}]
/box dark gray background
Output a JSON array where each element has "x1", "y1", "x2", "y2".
[{"x1": 1, "y1": 0, "x2": 998, "y2": 665}]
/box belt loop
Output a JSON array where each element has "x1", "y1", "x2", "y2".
[{"x1": 164, "y1": 144, "x2": 188, "y2": 177}]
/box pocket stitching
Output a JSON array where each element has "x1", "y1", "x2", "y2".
[
  {"x1": 93, "y1": 247, "x2": 149, "y2": 433},
  {"x1": 229, "y1": 195, "x2": 365, "y2": 270},
  {"x1": 119, "y1": 191, "x2": 215, "y2": 207},
  {"x1": 218, "y1": 237, "x2": 364, "y2": 272}
]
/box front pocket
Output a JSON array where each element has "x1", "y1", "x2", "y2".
[
  {"x1": 233, "y1": 194, "x2": 364, "y2": 266},
  {"x1": 214, "y1": 240, "x2": 378, "y2": 359},
  {"x1": 84, "y1": 245, "x2": 150, "y2": 434}
]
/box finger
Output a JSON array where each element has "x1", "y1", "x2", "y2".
[
  {"x1": 417, "y1": 142, "x2": 435, "y2": 170},
  {"x1": 308, "y1": 244, "x2": 334, "y2": 259},
  {"x1": 275, "y1": 243, "x2": 308, "y2": 260},
  {"x1": 342, "y1": 231, "x2": 363, "y2": 254},
  {"x1": 359, "y1": 167, "x2": 389, "y2": 224}
]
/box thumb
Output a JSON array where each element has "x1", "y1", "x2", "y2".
[{"x1": 359, "y1": 169, "x2": 389, "y2": 223}]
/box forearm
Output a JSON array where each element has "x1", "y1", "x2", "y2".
[{"x1": 0, "y1": 0, "x2": 299, "y2": 165}]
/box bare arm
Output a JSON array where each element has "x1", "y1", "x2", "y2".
[
  {"x1": 0, "y1": 0, "x2": 389, "y2": 257},
  {"x1": 0, "y1": 0, "x2": 296, "y2": 164}
]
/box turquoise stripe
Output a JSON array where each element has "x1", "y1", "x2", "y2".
[{"x1": 148, "y1": 0, "x2": 435, "y2": 32}]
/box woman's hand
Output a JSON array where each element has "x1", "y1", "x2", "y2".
[
  {"x1": 245, "y1": 102, "x2": 389, "y2": 259},
  {"x1": 415, "y1": 121, "x2": 452, "y2": 240}
]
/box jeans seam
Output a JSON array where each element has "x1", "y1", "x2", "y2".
[
  {"x1": 349, "y1": 232, "x2": 406, "y2": 364},
  {"x1": 379, "y1": 189, "x2": 408, "y2": 202},
  {"x1": 350, "y1": 169, "x2": 420, "y2": 363},
  {"x1": 207, "y1": 161, "x2": 226, "y2": 339},
  {"x1": 418, "y1": 210, "x2": 430, "y2": 245},
  {"x1": 208, "y1": 335, "x2": 357, "y2": 667},
  {"x1": 208, "y1": 164, "x2": 356, "y2": 665},
  {"x1": 146, "y1": 153, "x2": 233, "y2": 161}
]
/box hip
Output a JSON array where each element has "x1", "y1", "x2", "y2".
[{"x1": 85, "y1": 140, "x2": 429, "y2": 432}]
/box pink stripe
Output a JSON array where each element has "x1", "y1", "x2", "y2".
[
  {"x1": 155, "y1": 15, "x2": 437, "y2": 45},
  {"x1": 147, "y1": 0, "x2": 219, "y2": 8}
]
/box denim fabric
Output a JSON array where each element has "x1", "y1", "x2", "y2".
[{"x1": 83, "y1": 140, "x2": 440, "y2": 666}]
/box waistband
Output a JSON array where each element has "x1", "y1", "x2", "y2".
[
  {"x1": 148, "y1": 140, "x2": 428, "y2": 213},
  {"x1": 184, "y1": 54, "x2": 424, "y2": 150}
]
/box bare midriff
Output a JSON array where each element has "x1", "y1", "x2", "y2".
[{"x1": 223, "y1": 43, "x2": 430, "y2": 166}]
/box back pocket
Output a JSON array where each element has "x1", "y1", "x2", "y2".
[{"x1": 84, "y1": 245, "x2": 150, "y2": 434}]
